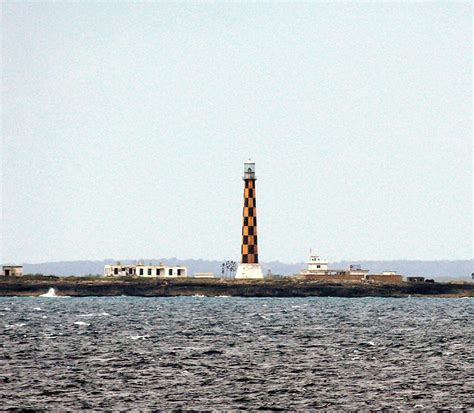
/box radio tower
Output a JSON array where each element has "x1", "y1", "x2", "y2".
[{"x1": 235, "y1": 160, "x2": 264, "y2": 279}]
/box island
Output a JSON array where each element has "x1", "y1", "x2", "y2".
[{"x1": 0, "y1": 276, "x2": 472, "y2": 298}]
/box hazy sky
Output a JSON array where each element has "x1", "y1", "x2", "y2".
[{"x1": 1, "y1": 3, "x2": 472, "y2": 264}]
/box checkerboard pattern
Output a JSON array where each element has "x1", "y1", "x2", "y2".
[{"x1": 241, "y1": 179, "x2": 259, "y2": 264}]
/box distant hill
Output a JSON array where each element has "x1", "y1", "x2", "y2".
[{"x1": 12, "y1": 258, "x2": 473, "y2": 281}]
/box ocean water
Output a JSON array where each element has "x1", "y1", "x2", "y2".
[{"x1": 1, "y1": 296, "x2": 472, "y2": 410}]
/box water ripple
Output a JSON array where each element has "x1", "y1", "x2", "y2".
[{"x1": 0, "y1": 296, "x2": 472, "y2": 410}]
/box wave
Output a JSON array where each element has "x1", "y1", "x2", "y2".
[{"x1": 39, "y1": 288, "x2": 70, "y2": 298}]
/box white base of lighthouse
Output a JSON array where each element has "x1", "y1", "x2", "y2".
[{"x1": 235, "y1": 263, "x2": 264, "y2": 280}]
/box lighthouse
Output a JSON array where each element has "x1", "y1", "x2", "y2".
[{"x1": 235, "y1": 160, "x2": 264, "y2": 279}]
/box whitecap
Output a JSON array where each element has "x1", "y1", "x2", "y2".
[
  {"x1": 78, "y1": 312, "x2": 111, "y2": 318},
  {"x1": 33, "y1": 307, "x2": 42, "y2": 311},
  {"x1": 128, "y1": 335, "x2": 149, "y2": 340},
  {"x1": 73, "y1": 321, "x2": 90, "y2": 326},
  {"x1": 368, "y1": 341, "x2": 375, "y2": 346}
]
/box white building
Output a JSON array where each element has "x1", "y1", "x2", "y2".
[
  {"x1": 298, "y1": 253, "x2": 403, "y2": 283},
  {"x1": 103, "y1": 262, "x2": 187, "y2": 278},
  {"x1": 299, "y1": 253, "x2": 369, "y2": 278},
  {"x1": 306, "y1": 254, "x2": 329, "y2": 272}
]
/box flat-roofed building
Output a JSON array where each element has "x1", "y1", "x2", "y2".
[
  {"x1": 365, "y1": 272, "x2": 403, "y2": 283},
  {"x1": 2, "y1": 265, "x2": 23, "y2": 277},
  {"x1": 297, "y1": 253, "x2": 407, "y2": 283},
  {"x1": 193, "y1": 272, "x2": 215, "y2": 279},
  {"x1": 298, "y1": 254, "x2": 369, "y2": 282},
  {"x1": 104, "y1": 262, "x2": 187, "y2": 278}
]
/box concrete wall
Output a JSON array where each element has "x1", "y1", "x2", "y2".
[
  {"x1": 366, "y1": 274, "x2": 403, "y2": 284},
  {"x1": 135, "y1": 266, "x2": 163, "y2": 277},
  {"x1": 299, "y1": 271, "x2": 403, "y2": 284},
  {"x1": 162, "y1": 266, "x2": 187, "y2": 277},
  {"x1": 301, "y1": 274, "x2": 364, "y2": 283}
]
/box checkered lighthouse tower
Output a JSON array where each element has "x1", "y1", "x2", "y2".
[{"x1": 235, "y1": 160, "x2": 264, "y2": 279}]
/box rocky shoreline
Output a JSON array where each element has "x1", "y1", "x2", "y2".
[{"x1": 0, "y1": 276, "x2": 472, "y2": 298}]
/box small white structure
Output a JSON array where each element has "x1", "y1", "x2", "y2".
[
  {"x1": 235, "y1": 263, "x2": 264, "y2": 280},
  {"x1": 193, "y1": 272, "x2": 215, "y2": 279},
  {"x1": 103, "y1": 262, "x2": 187, "y2": 278},
  {"x1": 2, "y1": 265, "x2": 23, "y2": 277}
]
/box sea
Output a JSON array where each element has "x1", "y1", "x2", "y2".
[{"x1": 1, "y1": 296, "x2": 472, "y2": 410}]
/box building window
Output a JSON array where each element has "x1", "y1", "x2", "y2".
[
  {"x1": 317, "y1": 265, "x2": 320, "y2": 268},
  {"x1": 148, "y1": 269, "x2": 152, "y2": 275},
  {"x1": 139, "y1": 268, "x2": 144, "y2": 275},
  {"x1": 114, "y1": 268, "x2": 118, "y2": 275},
  {"x1": 177, "y1": 269, "x2": 182, "y2": 276},
  {"x1": 169, "y1": 269, "x2": 173, "y2": 276},
  {"x1": 156, "y1": 269, "x2": 160, "y2": 275}
]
